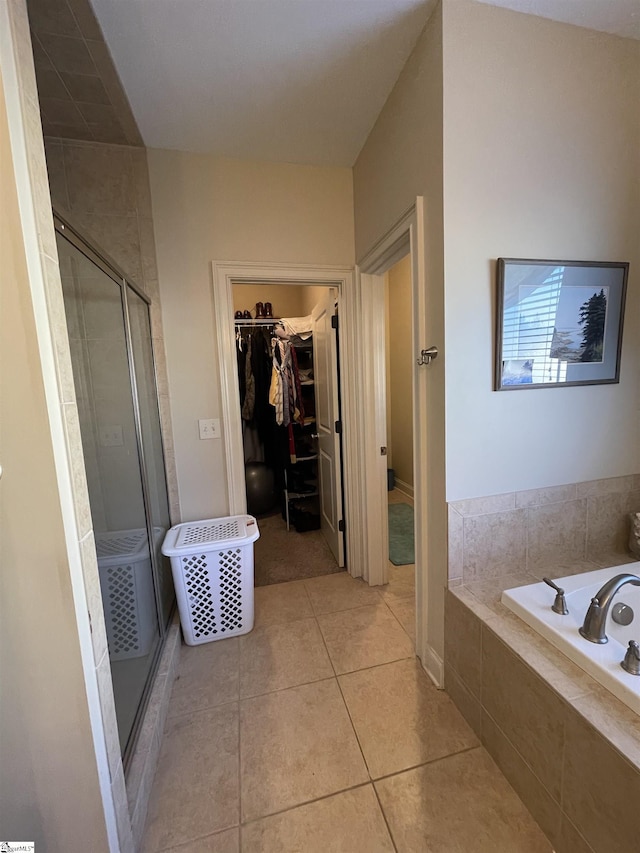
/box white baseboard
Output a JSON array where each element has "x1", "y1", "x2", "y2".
[
  {"x1": 394, "y1": 478, "x2": 414, "y2": 500},
  {"x1": 421, "y1": 644, "x2": 444, "y2": 689}
]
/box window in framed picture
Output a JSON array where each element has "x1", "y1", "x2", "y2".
[{"x1": 495, "y1": 258, "x2": 628, "y2": 391}]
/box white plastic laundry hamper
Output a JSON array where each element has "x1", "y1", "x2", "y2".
[
  {"x1": 96, "y1": 528, "x2": 160, "y2": 661},
  {"x1": 161, "y1": 515, "x2": 260, "y2": 645}
]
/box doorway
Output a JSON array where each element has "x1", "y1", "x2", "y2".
[
  {"x1": 356, "y1": 198, "x2": 443, "y2": 685},
  {"x1": 384, "y1": 254, "x2": 416, "y2": 634},
  {"x1": 231, "y1": 282, "x2": 344, "y2": 585},
  {"x1": 212, "y1": 211, "x2": 442, "y2": 686}
]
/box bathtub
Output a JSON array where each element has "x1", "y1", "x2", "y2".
[{"x1": 502, "y1": 563, "x2": 640, "y2": 716}]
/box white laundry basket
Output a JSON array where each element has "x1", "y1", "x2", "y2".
[
  {"x1": 161, "y1": 515, "x2": 260, "y2": 645},
  {"x1": 96, "y1": 528, "x2": 160, "y2": 661}
]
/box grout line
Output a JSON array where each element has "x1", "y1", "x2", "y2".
[
  {"x1": 558, "y1": 708, "x2": 567, "y2": 813},
  {"x1": 300, "y1": 576, "x2": 313, "y2": 607},
  {"x1": 371, "y1": 779, "x2": 398, "y2": 853},
  {"x1": 561, "y1": 814, "x2": 597, "y2": 853},
  {"x1": 152, "y1": 824, "x2": 240, "y2": 853},
  {"x1": 312, "y1": 593, "x2": 388, "y2": 621},
  {"x1": 315, "y1": 610, "x2": 338, "y2": 678},
  {"x1": 236, "y1": 640, "x2": 243, "y2": 850},
  {"x1": 239, "y1": 672, "x2": 337, "y2": 703},
  {"x1": 235, "y1": 651, "x2": 419, "y2": 706},
  {"x1": 334, "y1": 663, "x2": 374, "y2": 779},
  {"x1": 240, "y1": 780, "x2": 379, "y2": 828},
  {"x1": 336, "y1": 653, "x2": 416, "y2": 680},
  {"x1": 314, "y1": 611, "x2": 381, "y2": 812},
  {"x1": 483, "y1": 708, "x2": 559, "y2": 806},
  {"x1": 371, "y1": 743, "x2": 483, "y2": 786},
  {"x1": 383, "y1": 594, "x2": 416, "y2": 646}
]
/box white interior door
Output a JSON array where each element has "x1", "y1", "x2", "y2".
[{"x1": 312, "y1": 291, "x2": 345, "y2": 567}]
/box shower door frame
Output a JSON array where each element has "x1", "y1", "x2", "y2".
[{"x1": 53, "y1": 211, "x2": 174, "y2": 769}]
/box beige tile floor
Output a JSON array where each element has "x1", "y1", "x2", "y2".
[{"x1": 143, "y1": 567, "x2": 552, "y2": 853}]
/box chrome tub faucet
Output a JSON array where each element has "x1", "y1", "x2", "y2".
[{"x1": 579, "y1": 573, "x2": 640, "y2": 644}]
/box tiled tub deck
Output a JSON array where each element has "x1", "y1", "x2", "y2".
[
  {"x1": 445, "y1": 476, "x2": 640, "y2": 853},
  {"x1": 445, "y1": 579, "x2": 640, "y2": 853}
]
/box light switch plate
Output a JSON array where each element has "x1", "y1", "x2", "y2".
[{"x1": 199, "y1": 418, "x2": 221, "y2": 439}]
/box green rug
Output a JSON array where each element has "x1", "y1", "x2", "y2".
[{"x1": 388, "y1": 503, "x2": 415, "y2": 565}]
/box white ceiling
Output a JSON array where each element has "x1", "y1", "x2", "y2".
[
  {"x1": 476, "y1": 0, "x2": 640, "y2": 41},
  {"x1": 89, "y1": 0, "x2": 437, "y2": 166},
  {"x1": 90, "y1": 0, "x2": 639, "y2": 167}
]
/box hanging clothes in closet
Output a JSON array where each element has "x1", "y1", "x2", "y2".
[
  {"x1": 269, "y1": 336, "x2": 305, "y2": 428},
  {"x1": 235, "y1": 317, "x2": 313, "y2": 489},
  {"x1": 269, "y1": 332, "x2": 307, "y2": 465},
  {"x1": 236, "y1": 324, "x2": 280, "y2": 467}
]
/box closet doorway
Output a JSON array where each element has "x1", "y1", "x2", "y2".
[{"x1": 232, "y1": 282, "x2": 345, "y2": 586}]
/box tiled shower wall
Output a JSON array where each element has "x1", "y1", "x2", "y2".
[
  {"x1": 43, "y1": 136, "x2": 180, "y2": 521},
  {"x1": 448, "y1": 475, "x2": 640, "y2": 583}
]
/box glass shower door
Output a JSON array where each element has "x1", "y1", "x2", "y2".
[
  {"x1": 57, "y1": 231, "x2": 162, "y2": 755},
  {"x1": 126, "y1": 288, "x2": 174, "y2": 629}
]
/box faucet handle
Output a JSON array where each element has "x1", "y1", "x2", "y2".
[
  {"x1": 621, "y1": 640, "x2": 640, "y2": 676},
  {"x1": 543, "y1": 577, "x2": 569, "y2": 615}
]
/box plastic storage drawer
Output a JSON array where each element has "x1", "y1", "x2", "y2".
[{"x1": 161, "y1": 515, "x2": 260, "y2": 645}]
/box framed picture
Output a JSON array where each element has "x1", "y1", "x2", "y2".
[{"x1": 495, "y1": 258, "x2": 628, "y2": 391}]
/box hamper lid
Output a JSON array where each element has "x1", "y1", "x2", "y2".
[
  {"x1": 96, "y1": 527, "x2": 164, "y2": 567},
  {"x1": 161, "y1": 515, "x2": 259, "y2": 556}
]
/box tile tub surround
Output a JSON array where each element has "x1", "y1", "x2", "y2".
[
  {"x1": 444, "y1": 580, "x2": 640, "y2": 853},
  {"x1": 448, "y1": 475, "x2": 640, "y2": 584}
]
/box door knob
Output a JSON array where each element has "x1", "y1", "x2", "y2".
[{"x1": 417, "y1": 346, "x2": 438, "y2": 366}]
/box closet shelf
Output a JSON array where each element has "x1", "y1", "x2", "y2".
[
  {"x1": 287, "y1": 490, "x2": 319, "y2": 500},
  {"x1": 234, "y1": 318, "x2": 280, "y2": 326},
  {"x1": 294, "y1": 454, "x2": 318, "y2": 462}
]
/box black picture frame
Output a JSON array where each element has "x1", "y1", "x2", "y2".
[{"x1": 495, "y1": 258, "x2": 628, "y2": 391}]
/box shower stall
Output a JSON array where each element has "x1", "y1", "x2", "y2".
[{"x1": 54, "y1": 214, "x2": 175, "y2": 766}]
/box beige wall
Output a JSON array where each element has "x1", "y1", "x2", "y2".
[
  {"x1": 442, "y1": 0, "x2": 640, "y2": 501},
  {"x1": 0, "y1": 58, "x2": 109, "y2": 852},
  {"x1": 148, "y1": 150, "x2": 354, "y2": 521},
  {"x1": 301, "y1": 284, "x2": 331, "y2": 316},
  {"x1": 233, "y1": 284, "x2": 327, "y2": 317},
  {"x1": 233, "y1": 283, "x2": 306, "y2": 318},
  {"x1": 386, "y1": 254, "x2": 414, "y2": 489},
  {"x1": 353, "y1": 4, "x2": 446, "y2": 657},
  {"x1": 233, "y1": 284, "x2": 329, "y2": 319}
]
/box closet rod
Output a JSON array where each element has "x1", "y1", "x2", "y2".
[{"x1": 234, "y1": 320, "x2": 281, "y2": 328}]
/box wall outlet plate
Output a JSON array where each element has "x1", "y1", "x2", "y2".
[{"x1": 199, "y1": 418, "x2": 221, "y2": 439}]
